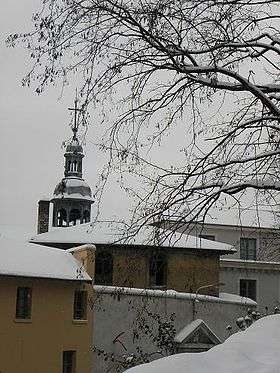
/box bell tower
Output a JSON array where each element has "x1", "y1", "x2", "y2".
[
  {"x1": 51, "y1": 99, "x2": 93, "y2": 227},
  {"x1": 37, "y1": 99, "x2": 93, "y2": 233}
]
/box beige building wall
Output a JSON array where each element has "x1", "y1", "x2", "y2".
[
  {"x1": 167, "y1": 253, "x2": 219, "y2": 295},
  {"x1": 113, "y1": 249, "x2": 149, "y2": 288},
  {"x1": 96, "y1": 246, "x2": 220, "y2": 296},
  {"x1": 0, "y1": 276, "x2": 93, "y2": 373},
  {"x1": 71, "y1": 244, "x2": 96, "y2": 278}
]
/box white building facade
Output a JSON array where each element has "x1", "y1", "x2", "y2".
[{"x1": 187, "y1": 222, "x2": 280, "y2": 313}]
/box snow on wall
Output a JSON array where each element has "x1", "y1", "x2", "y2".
[{"x1": 93, "y1": 285, "x2": 256, "y2": 306}]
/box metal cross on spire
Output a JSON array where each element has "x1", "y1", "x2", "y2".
[{"x1": 68, "y1": 97, "x2": 82, "y2": 140}]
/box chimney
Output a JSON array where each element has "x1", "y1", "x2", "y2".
[{"x1": 37, "y1": 199, "x2": 50, "y2": 234}]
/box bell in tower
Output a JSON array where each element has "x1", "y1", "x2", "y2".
[{"x1": 37, "y1": 99, "x2": 93, "y2": 233}]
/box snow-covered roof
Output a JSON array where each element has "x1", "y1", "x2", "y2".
[
  {"x1": 193, "y1": 221, "x2": 280, "y2": 232},
  {"x1": 164, "y1": 208, "x2": 278, "y2": 231},
  {"x1": 174, "y1": 319, "x2": 221, "y2": 344},
  {"x1": 125, "y1": 314, "x2": 280, "y2": 373},
  {"x1": 0, "y1": 235, "x2": 91, "y2": 282},
  {"x1": 30, "y1": 222, "x2": 236, "y2": 254},
  {"x1": 0, "y1": 224, "x2": 34, "y2": 242}
]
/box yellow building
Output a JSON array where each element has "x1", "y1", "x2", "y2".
[
  {"x1": 31, "y1": 222, "x2": 235, "y2": 296},
  {"x1": 0, "y1": 236, "x2": 94, "y2": 373}
]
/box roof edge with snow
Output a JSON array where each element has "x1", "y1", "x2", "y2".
[
  {"x1": 93, "y1": 285, "x2": 256, "y2": 306},
  {"x1": 29, "y1": 222, "x2": 236, "y2": 254}
]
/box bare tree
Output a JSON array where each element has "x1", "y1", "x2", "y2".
[{"x1": 7, "y1": 0, "x2": 280, "y2": 235}]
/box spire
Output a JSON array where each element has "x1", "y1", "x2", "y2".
[
  {"x1": 68, "y1": 97, "x2": 82, "y2": 141},
  {"x1": 64, "y1": 98, "x2": 84, "y2": 178}
]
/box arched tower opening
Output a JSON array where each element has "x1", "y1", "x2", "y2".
[
  {"x1": 57, "y1": 208, "x2": 67, "y2": 227},
  {"x1": 69, "y1": 209, "x2": 81, "y2": 226},
  {"x1": 82, "y1": 210, "x2": 90, "y2": 224}
]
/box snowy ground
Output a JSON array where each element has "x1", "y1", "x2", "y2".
[{"x1": 125, "y1": 315, "x2": 280, "y2": 373}]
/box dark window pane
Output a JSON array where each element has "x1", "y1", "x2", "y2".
[
  {"x1": 240, "y1": 238, "x2": 256, "y2": 260},
  {"x1": 16, "y1": 287, "x2": 32, "y2": 319},
  {"x1": 150, "y1": 252, "x2": 167, "y2": 287},
  {"x1": 63, "y1": 351, "x2": 76, "y2": 373},
  {"x1": 73, "y1": 290, "x2": 87, "y2": 320},
  {"x1": 240, "y1": 279, "x2": 256, "y2": 301},
  {"x1": 199, "y1": 235, "x2": 215, "y2": 241},
  {"x1": 95, "y1": 252, "x2": 113, "y2": 285}
]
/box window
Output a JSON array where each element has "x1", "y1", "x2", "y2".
[
  {"x1": 199, "y1": 234, "x2": 215, "y2": 241},
  {"x1": 240, "y1": 238, "x2": 257, "y2": 260},
  {"x1": 73, "y1": 290, "x2": 87, "y2": 320},
  {"x1": 149, "y1": 252, "x2": 167, "y2": 288},
  {"x1": 95, "y1": 252, "x2": 113, "y2": 285},
  {"x1": 16, "y1": 287, "x2": 32, "y2": 319},
  {"x1": 240, "y1": 279, "x2": 257, "y2": 301},
  {"x1": 63, "y1": 351, "x2": 76, "y2": 373}
]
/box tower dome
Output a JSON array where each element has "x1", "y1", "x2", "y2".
[{"x1": 53, "y1": 177, "x2": 93, "y2": 202}]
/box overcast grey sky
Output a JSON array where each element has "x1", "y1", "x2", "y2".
[
  {"x1": 0, "y1": 0, "x2": 184, "y2": 234},
  {"x1": 1, "y1": 1, "x2": 276, "y2": 236},
  {"x1": 0, "y1": 0, "x2": 120, "y2": 233}
]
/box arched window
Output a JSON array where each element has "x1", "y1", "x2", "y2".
[
  {"x1": 95, "y1": 252, "x2": 113, "y2": 285},
  {"x1": 70, "y1": 161, "x2": 77, "y2": 172},
  {"x1": 149, "y1": 252, "x2": 167, "y2": 288},
  {"x1": 57, "y1": 208, "x2": 67, "y2": 227},
  {"x1": 69, "y1": 209, "x2": 81, "y2": 226},
  {"x1": 82, "y1": 210, "x2": 90, "y2": 223}
]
